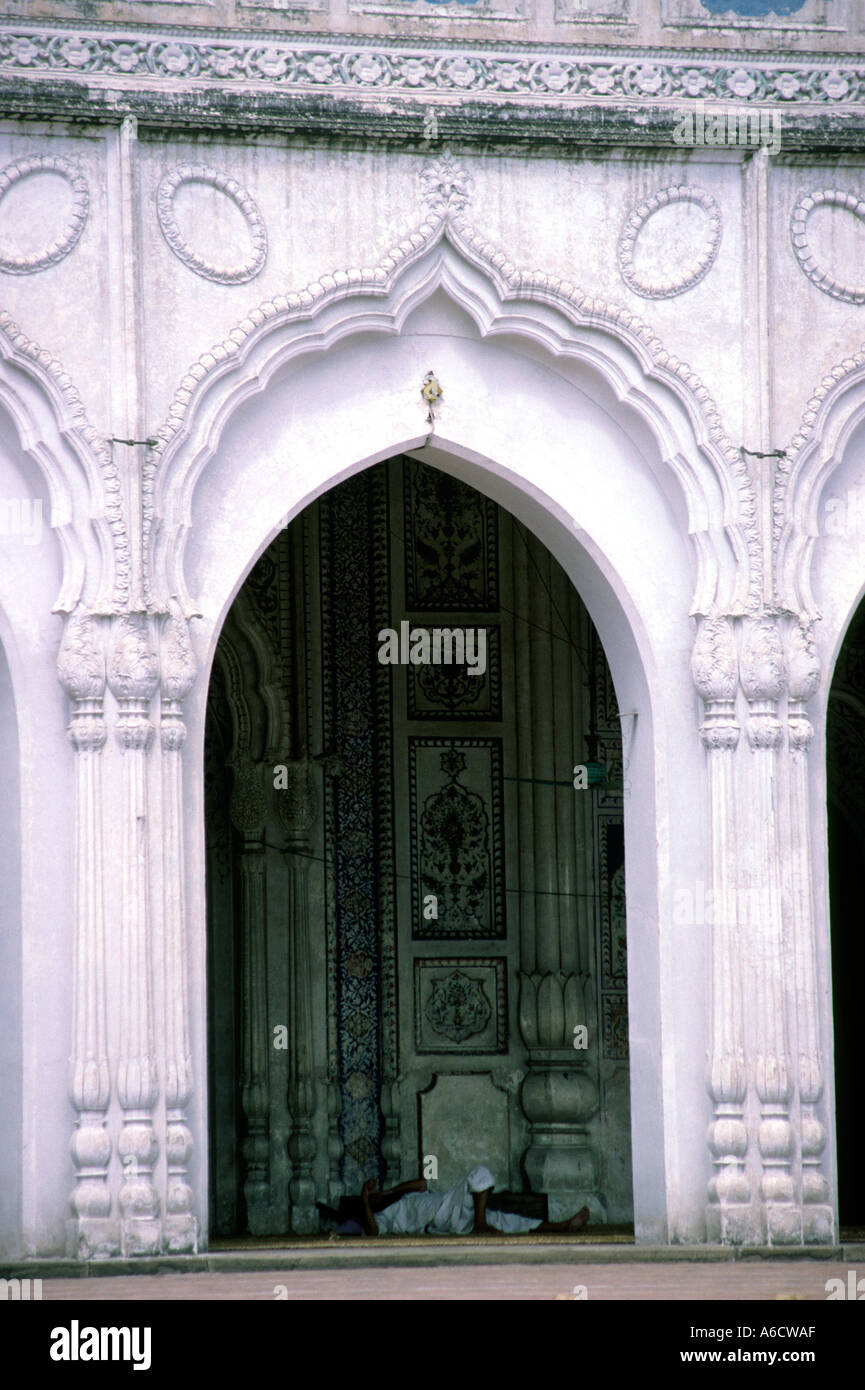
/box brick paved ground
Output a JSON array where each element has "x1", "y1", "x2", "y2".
[{"x1": 36, "y1": 1258, "x2": 862, "y2": 1300}]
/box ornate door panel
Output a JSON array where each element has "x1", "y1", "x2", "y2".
[{"x1": 387, "y1": 458, "x2": 525, "y2": 1190}]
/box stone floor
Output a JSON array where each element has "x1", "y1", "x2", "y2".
[{"x1": 32, "y1": 1256, "x2": 864, "y2": 1300}]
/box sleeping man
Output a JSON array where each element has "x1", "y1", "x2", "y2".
[{"x1": 357, "y1": 1166, "x2": 590, "y2": 1237}]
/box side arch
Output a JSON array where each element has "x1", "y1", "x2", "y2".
[
  {"x1": 0, "y1": 616, "x2": 21, "y2": 1256},
  {"x1": 778, "y1": 352, "x2": 865, "y2": 1239},
  {"x1": 0, "y1": 311, "x2": 128, "y2": 614},
  {"x1": 776, "y1": 343, "x2": 865, "y2": 625}
]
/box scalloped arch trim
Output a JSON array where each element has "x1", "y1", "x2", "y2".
[
  {"x1": 146, "y1": 212, "x2": 760, "y2": 617},
  {"x1": 0, "y1": 309, "x2": 129, "y2": 613}
]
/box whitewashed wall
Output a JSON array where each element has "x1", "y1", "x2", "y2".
[{"x1": 1, "y1": 42, "x2": 864, "y2": 1253}]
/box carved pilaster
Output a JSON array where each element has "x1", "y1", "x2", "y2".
[
  {"x1": 519, "y1": 973, "x2": 598, "y2": 1212},
  {"x1": 277, "y1": 761, "x2": 318, "y2": 1233},
  {"x1": 160, "y1": 603, "x2": 199, "y2": 1252},
  {"x1": 108, "y1": 613, "x2": 161, "y2": 1256},
  {"x1": 786, "y1": 619, "x2": 833, "y2": 1243},
  {"x1": 740, "y1": 616, "x2": 798, "y2": 1244},
  {"x1": 691, "y1": 616, "x2": 752, "y2": 1244},
  {"x1": 515, "y1": 536, "x2": 598, "y2": 1218},
  {"x1": 380, "y1": 1081, "x2": 402, "y2": 1191},
  {"x1": 59, "y1": 609, "x2": 119, "y2": 1259},
  {"x1": 327, "y1": 1085, "x2": 344, "y2": 1209},
  {"x1": 231, "y1": 759, "x2": 270, "y2": 1235}
]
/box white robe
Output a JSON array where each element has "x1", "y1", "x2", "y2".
[{"x1": 373, "y1": 1165, "x2": 541, "y2": 1235}]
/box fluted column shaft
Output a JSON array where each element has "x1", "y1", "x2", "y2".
[
  {"x1": 160, "y1": 604, "x2": 198, "y2": 1252},
  {"x1": 278, "y1": 760, "x2": 318, "y2": 1233},
  {"x1": 59, "y1": 610, "x2": 118, "y2": 1260},
  {"x1": 692, "y1": 616, "x2": 753, "y2": 1244},
  {"x1": 108, "y1": 613, "x2": 161, "y2": 1257},
  {"x1": 232, "y1": 761, "x2": 270, "y2": 1235},
  {"x1": 740, "y1": 616, "x2": 798, "y2": 1245},
  {"x1": 515, "y1": 530, "x2": 598, "y2": 1219},
  {"x1": 785, "y1": 620, "x2": 834, "y2": 1244}
]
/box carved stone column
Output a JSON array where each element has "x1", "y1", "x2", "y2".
[
  {"x1": 277, "y1": 761, "x2": 318, "y2": 1233},
  {"x1": 318, "y1": 756, "x2": 344, "y2": 1209},
  {"x1": 691, "y1": 616, "x2": 753, "y2": 1244},
  {"x1": 327, "y1": 1085, "x2": 343, "y2": 1211},
  {"x1": 58, "y1": 609, "x2": 118, "y2": 1259},
  {"x1": 108, "y1": 613, "x2": 161, "y2": 1256},
  {"x1": 740, "y1": 616, "x2": 799, "y2": 1244},
  {"x1": 786, "y1": 619, "x2": 834, "y2": 1244},
  {"x1": 159, "y1": 603, "x2": 198, "y2": 1252},
  {"x1": 231, "y1": 759, "x2": 270, "y2": 1235},
  {"x1": 380, "y1": 1082, "x2": 402, "y2": 1191},
  {"x1": 515, "y1": 534, "x2": 598, "y2": 1219}
]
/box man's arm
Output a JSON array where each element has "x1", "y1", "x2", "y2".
[{"x1": 360, "y1": 1178, "x2": 379, "y2": 1236}]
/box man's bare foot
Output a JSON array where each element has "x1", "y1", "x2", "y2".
[
  {"x1": 535, "y1": 1205, "x2": 591, "y2": 1235},
  {"x1": 566, "y1": 1205, "x2": 590, "y2": 1233}
]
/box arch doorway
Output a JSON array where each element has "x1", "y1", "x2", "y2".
[
  {"x1": 0, "y1": 634, "x2": 21, "y2": 1256},
  {"x1": 827, "y1": 599, "x2": 865, "y2": 1231},
  {"x1": 204, "y1": 455, "x2": 632, "y2": 1238}
]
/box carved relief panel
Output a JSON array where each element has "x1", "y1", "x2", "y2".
[{"x1": 411, "y1": 739, "x2": 506, "y2": 940}]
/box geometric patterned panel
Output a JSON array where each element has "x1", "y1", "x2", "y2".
[
  {"x1": 599, "y1": 814, "x2": 628, "y2": 1060},
  {"x1": 320, "y1": 468, "x2": 389, "y2": 1190},
  {"x1": 599, "y1": 819, "x2": 626, "y2": 990},
  {"x1": 602, "y1": 993, "x2": 629, "y2": 1061}
]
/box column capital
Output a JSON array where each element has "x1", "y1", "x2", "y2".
[
  {"x1": 58, "y1": 608, "x2": 106, "y2": 704},
  {"x1": 108, "y1": 612, "x2": 159, "y2": 704},
  {"x1": 160, "y1": 602, "x2": 197, "y2": 752},
  {"x1": 230, "y1": 758, "x2": 268, "y2": 839},
  {"x1": 691, "y1": 616, "x2": 740, "y2": 750},
  {"x1": 275, "y1": 758, "x2": 317, "y2": 849},
  {"x1": 691, "y1": 615, "x2": 738, "y2": 705},
  {"x1": 740, "y1": 615, "x2": 786, "y2": 705}
]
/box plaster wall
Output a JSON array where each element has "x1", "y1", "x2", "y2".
[
  {"x1": 4, "y1": 128, "x2": 865, "y2": 466},
  {"x1": 0, "y1": 10, "x2": 862, "y2": 1255},
  {"x1": 5, "y1": 0, "x2": 865, "y2": 51}
]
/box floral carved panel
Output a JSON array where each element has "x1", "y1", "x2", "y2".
[
  {"x1": 414, "y1": 959, "x2": 507, "y2": 1053},
  {"x1": 410, "y1": 738, "x2": 506, "y2": 940},
  {"x1": 407, "y1": 625, "x2": 501, "y2": 720},
  {"x1": 404, "y1": 458, "x2": 499, "y2": 612}
]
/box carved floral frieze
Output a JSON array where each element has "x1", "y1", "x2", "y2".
[{"x1": 3, "y1": 27, "x2": 864, "y2": 108}]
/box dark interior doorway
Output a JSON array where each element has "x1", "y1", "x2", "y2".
[
  {"x1": 827, "y1": 600, "x2": 865, "y2": 1230},
  {"x1": 204, "y1": 456, "x2": 631, "y2": 1237}
]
